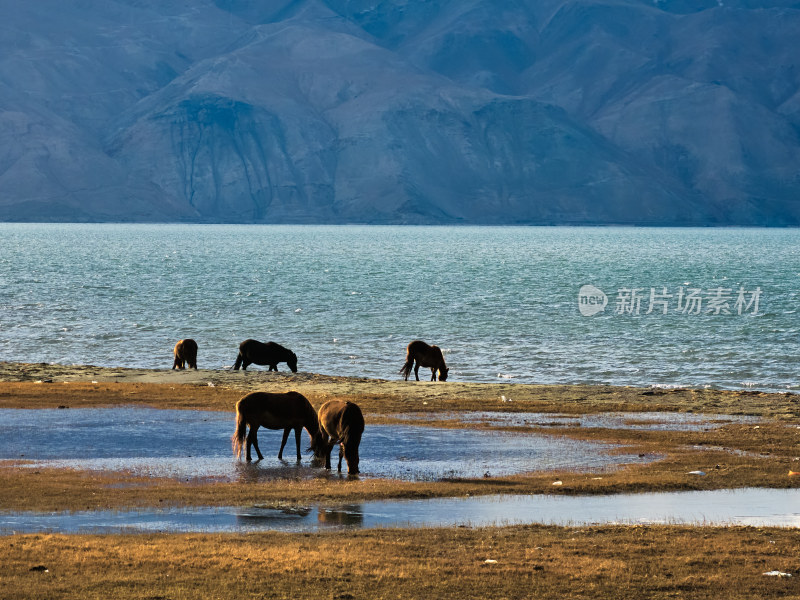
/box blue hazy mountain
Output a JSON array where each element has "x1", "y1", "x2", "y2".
[{"x1": 1, "y1": 0, "x2": 798, "y2": 224}]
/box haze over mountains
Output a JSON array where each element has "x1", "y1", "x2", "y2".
[{"x1": 1, "y1": 0, "x2": 799, "y2": 225}]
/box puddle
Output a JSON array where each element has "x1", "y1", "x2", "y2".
[
  {"x1": 0, "y1": 408, "x2": 653, "y2": 481},
  {"x1": 2, "y1": 489, "x2": 799, "y2": 534},
  {"x1": 395, "y1": 411, "x2": 761, "y2": 431}
]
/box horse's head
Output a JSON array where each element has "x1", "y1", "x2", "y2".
[
  {"x1": 308, "y1": 431, "x2": 328, "y2": 460},
  {"x1": 288, "y1": 352, "x2": 298, "y2": 373},
  {"x1": 439, "y1": 366, "x2": 449, "y2": 382}
]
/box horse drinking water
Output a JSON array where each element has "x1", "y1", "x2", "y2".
[
  {"x1": 317, "y1": 400, "x2": 364, "y2": 475},
  {"x1": 232, "y1": 339, "x2": 298, "y2": 372},
  {"x1": 231, "y1": 391, "x2": 326, "y2": 462},
  {"x1": 400, "y1": 340, "x2": 449, "y2": 381}
]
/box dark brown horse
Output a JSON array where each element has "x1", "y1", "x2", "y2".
[
  {"x1": 232, "y1": 339, "x2": 298, "y2": 372},
  {"x1": 317, "y1": 400, "x2": 364, "y2": 475},
  {"x1": 231, "y1": 391, "x2": 326, "y2": 462},
  {"x1": 400, "y1": 340, "x2": 449, "y2": 381},
  {"x1": 172, "y1": 338, "x2": 198, "y2": 370}
]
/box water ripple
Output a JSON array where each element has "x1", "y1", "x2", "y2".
[{"x1": 1, "y1": 224, "x2": 798, "y2": 392}]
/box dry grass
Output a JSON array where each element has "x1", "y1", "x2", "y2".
[
  {"x1": 2, "y1": 364, "x2": 800, "y2": 598},
  {"x1": 4, "y1": 526, "x2": 800, "y2": 599}
]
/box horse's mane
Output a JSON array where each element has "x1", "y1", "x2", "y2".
[{"x1": 431, "y1": 345, "x2": 446, "y2": 363}]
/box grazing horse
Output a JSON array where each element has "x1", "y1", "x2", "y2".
[
  {"x1": 232, "y1": 339, "x2": 298, "y2": 372},
  {"x1": 172, "y1": 338, "x2": 198, "y2": 370},
  {"x1": 317, "y1": 400, "x2": 364, "y2": 475},
  {"x1": 400, "y1": 340, "x2": 449, "y2": 381},
  {"x1": 231, "y1": 391, "x2": 326, "y2": 462}
]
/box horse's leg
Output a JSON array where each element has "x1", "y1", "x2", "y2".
[
  {"x1": 337, "y1": 444, "x2": 344, "y2": 473},
  {"x1": 246, "y1": 425, "x2": 263, "y2": 461},
  {"x1": 233, "y1": 353, "x2": 242, "y2": 370},
  {"x1": 269, "y1": 364, "x2": 277, "y2": 371},
  {"x1": 278, "y1": 427, "x2": 291, "y2": 460},
  {"x1": 413, "y1": 361, "x2": 421, "y2": 381},
  {"x1": 245, "y1": 427, "x2": 253, "y2": 461},
  {"x1": 324, "y1": 444, "x2": 332, "y2": 470},
  {"x1": 294, "y1": 427, "x2": 302, "y2": 461},
  {"x1": 431, "y1": 368, "x2": 437, "y2": 382}
]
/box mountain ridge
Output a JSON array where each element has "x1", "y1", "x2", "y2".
[{"x1": 1, "y1": 0, "x2": 798, "y2": 225}]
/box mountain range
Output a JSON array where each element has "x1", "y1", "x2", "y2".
[{"x1": 1, "y1": 0, "x2": 799, "y2": 225}]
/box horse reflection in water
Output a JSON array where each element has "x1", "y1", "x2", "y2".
[
  {"x1": 317, "y1": 505, "x2": 364, "y2": 527},
  {"x1": 232, "y1": 391, "x2": 327, "y2": 462},
  {"x1": 317, "y1": 400, "x2": 365, "y2": 475},
  {"x1": 235, "y1": 505, "x2": 312, "y2": 527}
]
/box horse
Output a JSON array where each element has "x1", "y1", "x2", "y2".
[
  {"x1": 232, "y1": 339, "x2": 298, "y2": 372},
  {"x1": 400, "y1": 340, "x2": 449, "y2": 381},
  {"x1": 317, "y1": 399, "x2": 364, "y2": 475},
  {"x1": 172, "y1": 338, "x2": 198, "y2": 370},
  {"x1": 231, "y1": 391, "x2": 326, "y2": 462}
]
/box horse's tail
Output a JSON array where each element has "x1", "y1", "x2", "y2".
[
  {"x1": 233, "y1": 351, "x2": 243, "y2": 371},
  {"x1": 340, "y1": 403, "x2": 365, "y2": 447},
  {"x1": 400, "y1": 347, "x2": 414, "y2": 380},
  {"x1": 340, "y1": 403, "x2": 364, "y2": 472},
  {"x1": 231, "y1": 403, "x2": 247, "y2": 459},
  {"x1": 400, "y1": 358, "x2": 413, "y2": 379}
]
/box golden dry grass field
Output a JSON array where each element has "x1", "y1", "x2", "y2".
[{"x1": 1, "y1": 362, "x2": 799, "y2": 599}]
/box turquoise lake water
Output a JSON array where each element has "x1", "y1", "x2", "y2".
[{"x1": 0, "y1": 224, "x2": 798, "y2": 391}]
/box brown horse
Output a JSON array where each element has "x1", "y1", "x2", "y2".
[
  {"x1": 172, "y1": 338, "x2": 198, "y2": 370},
  {"x1": 231, "y1": 391, "x2": 326, "y2": 462},
  {"x1": 317, "y1": 400, "x2": 364, "y2": 475},
  {"x1": 400, "y1": 340, "x2": 449, "y2": 381}
]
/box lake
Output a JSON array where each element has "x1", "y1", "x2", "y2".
[{"x1": 0, "y1": 224, "x2": 798, "y2": 391}]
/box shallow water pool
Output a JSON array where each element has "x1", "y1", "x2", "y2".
[
  {"x1": 2, "y1": 489, "x2": 799, "y2": 534},
  {"x1": 395, "y1": 411, "x2": 762, "y2": 431},
  {"x1": 0, "y1": 408, "x2": 652, "y2": 481}
]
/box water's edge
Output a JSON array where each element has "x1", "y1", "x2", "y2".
[
  {"x1": 3, "y1": 489, "x2": 799, "y2": 534},
  {"x1": 2, "y1": 224, "x2": 798, "y2": 392}
]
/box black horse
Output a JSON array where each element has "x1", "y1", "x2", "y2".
[
  {"x1": 232, "y1": 339, "x2": 298, "y2": 372},
  {"x1": 400, "y1": 340, "x2": 449, "y2": 381}
]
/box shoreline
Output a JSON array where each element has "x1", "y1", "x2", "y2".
[
  {"x1": 1, "y1": 359, "x2": 793, "y2": 394},
  {"x1": 0, "y1": 360, "x2": 798, "y2": 512},
  {"x1": 0, "y1": 361, "x2": 797, "y2": 418}
]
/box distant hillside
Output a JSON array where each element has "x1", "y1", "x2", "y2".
[{"x1": 1, "y1": 0, "x2": 799, "y2": 225}]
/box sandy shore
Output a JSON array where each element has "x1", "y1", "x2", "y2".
[{"x1": 0, "y1": 361, "x2": 798, "y2": 418}]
